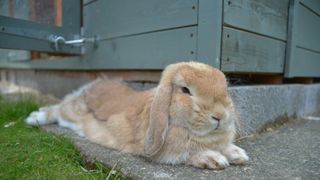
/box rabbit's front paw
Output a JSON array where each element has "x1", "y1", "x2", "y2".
[
  {"x1": 189, "y1": 150, "x2": 229, "y2": 170},
  {"x1": 222, "y1": 144, "x2": 249, "y2": 165}
]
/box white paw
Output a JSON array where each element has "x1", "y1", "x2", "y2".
[
  {"x1": 25, "y1": 111, "x2": 48, "y2": 125},
  {"x1": 190, "y1": 150, "x2": 229, "y2": 170},
  {"x1": 222, "y1": 144, "x2": 249, "y2": 165}
]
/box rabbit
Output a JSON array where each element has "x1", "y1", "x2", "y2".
[{"x1": 26, "y1": 61, "x2": 248, "y2": 170}]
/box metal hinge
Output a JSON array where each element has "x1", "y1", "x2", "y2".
[{"x1": 48, "y1": 34, "x2": 99, "y2": 54}]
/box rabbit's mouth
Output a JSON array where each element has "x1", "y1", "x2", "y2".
[
  {"x1": 189, "y1": 122, "x2": 221, "y2": 137},
  {"x1": 214, "y1": 121, "x2": 220, "y2": 130},
  {"x1": 209, "y1": 116, "x2": 221, "y2": 130}
]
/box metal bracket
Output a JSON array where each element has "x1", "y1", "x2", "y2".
[{"x1": 48, "y1": 35, "x2": 99, "y2": 52}]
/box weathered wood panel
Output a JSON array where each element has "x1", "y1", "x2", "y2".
[
  {"x1": 0, "y1": 27, "x2": 197, "y2": 70},
  {"x1": 196, "y1": 0, "x2": 223, "y2": 68},
  {"x1": 0, "y1": 49, "x2": 30, "y2": 62},
  {"x1": 1, "y1": 69, "x2": 160, "y2": 98},
  {"x1": 287, "y1": 47, "x2": 320, "y2": 77},
  {"x1": 84, "y1": 26, "x2": 197, "y2": 69},
  {"x1": 294, "y1": 1, "x2": 320, "y2": 52},
  {"x1": 224, "y1": 0, "x2": 289, "y2": 40},
  {"x1": 221, "y1": 27, "x2": 285, "y2": 73},
  {"x1": 285, "y1": 0, "x2": 320, "y2": 77},
  {"x1": 300, "y1": 0, "x2": 320, "y2": 15},
  {"x1": 84, "y1": 0, "x2": 197, "y2": 39}
]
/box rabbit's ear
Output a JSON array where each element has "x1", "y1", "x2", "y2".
[
  {"x1": 144, "y1": 64, "x2": 180, "y2": 157},
  {"x1": 144, "y1": 77, "x2": 173, "y2": 157},
  {"x1": 144, "y1": 63, "x2": 185, "y2": 157}
]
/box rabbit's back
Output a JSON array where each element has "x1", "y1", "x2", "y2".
[{"x1": 58, "y1": 78, "x2": 154, "y2": 154}]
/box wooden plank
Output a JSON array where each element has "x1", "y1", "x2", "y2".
[
  {"x1": 285, "y1": 0, "x2": 298, "y2": 77},
  {"x1": 84, "y1": 26, "x2": 197, "y2": 69},
  {"x1": 0, "y1": 33, "x2": 78, "y2": 54},
  {"x1": 55, "y1": 70, "x2": 162, "y2": 82},
  {"x1": 0, "y1": 49, "x2": 30, "y2": 62},
  {"x1": 224, "y1": 0, "x2": 289, "y2": 41},
  {"x1": 221, "y1": 27, "x2": 285, "y2": 73},
  {"x1": 196, "y1": 0, "x2": 223, "y2": 68},
  {"x1": 295, "y1": 1, "x2": 320, "y2": 52},
  {"x1": 0, "y1": 27, "x2": 197, "y2": 70},
  {"x1": 0, "y1": 56, "x2": 86, "y2": 69},
  {"x1": 1, "y1": 69, "x2": 160, "y2": 98},
  {"x1": 300, "y1": 0, "x2": 320, "y2": 15},
  {"x1": 84, "y1": 0, "x2": 197, "y2": 39},
  {"x1": 287, "y1": 47, "x2": 320, "y2": 77},
  {"x1": 285, "y1": 0, "x2": 320, "y2": 77},
  {"x1": 2, "y1": 69, "x2": 161, "y2": 82},
  {"x1": 54, "y1": 0, "x2": 62, "y2": 26},
  {"x1": 0, "y1": 0, "x2": 81, "y2": 54}
]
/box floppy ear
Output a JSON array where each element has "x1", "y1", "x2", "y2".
[
  {"x1": 144, "y1": 68, "x2": 177, "y2": 157},
  {"x1": 144, "y1": 83, "x2": 172, "y2": 157}
]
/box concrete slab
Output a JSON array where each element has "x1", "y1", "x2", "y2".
[
  {"x1": 229, "y1": 84, "x2": 320, "y2": 135},
  {"x1": 43, "y1": 118, "x2": 320, "y2": 179}
]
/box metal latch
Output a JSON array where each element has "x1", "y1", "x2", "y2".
[{"x1": 48, "y1": 35, "x2": 99, "y2": 52}]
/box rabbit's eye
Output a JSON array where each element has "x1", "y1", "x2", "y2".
[{"x1": 181, "y1": 87, "x2": 192, "y2": 96}]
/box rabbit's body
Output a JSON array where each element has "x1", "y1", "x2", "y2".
[{"x1": 26, "y1": 62, "x2": 248, "y2": 169}]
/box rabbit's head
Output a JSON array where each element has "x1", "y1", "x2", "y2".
[{"x1": 145, "y1": 62, "x2": 234, "y2": 157}]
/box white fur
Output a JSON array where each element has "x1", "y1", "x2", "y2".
[
  {"x1": 222, "y1": 144, "x2": 249, "y2": 164},
  {"x1": 25, "y1": 81, "x2": 95, "y2": 135},
  {"x1": 203, "y1": 150, "x2": 229, "y2": 167},
  {"x1": 57, "y1": 117, "x2": 84, "y2": 137},
  {"x1": 26, "y1": 105, "x2": 84, "y2": 137},
  {"x1": 190, "y1": 150, "x2": 230, "y2": 169},
  {"x1": 26, "y1": 105, "x2": 58, "y2": 125},
  {"x1": 26, "y1": 111, "x2": 51, "y2": 125}
]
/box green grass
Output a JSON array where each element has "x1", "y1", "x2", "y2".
[{"x1": 0, "y1": 96, "x2": 125, "y2": 179}]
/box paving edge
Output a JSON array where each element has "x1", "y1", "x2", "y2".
[{"x1": 229, "y1": 84, "x2": 320, "y2": 135}]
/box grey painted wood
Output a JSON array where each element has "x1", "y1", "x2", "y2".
[
  {"x1": 300, "y1": 0, "x2": 320, "y2": 14},
  {"x1": 84, "y1": 0, "x2": 197, "y2": 39},
  {"x1": 82, "y1": 26, "x2": 197, "y2": 69},
  {"x1": 196, "y1": 0, "x2": 223, "y2": 68},
  {"x1": 0, "y1": 33, "x2": 77, "y2": 53},
  {"x1": 0, "y1": 0, "x2": 81, "y2": 54},
  {"x1": 0, "y1": 56, "x2": 86, "y2": 69},
  {"x1": 294, "y1": 1, "x2": 320, "y2": 52},
  {"x1": 287, "y1": 47, "x2": 320, "y2": 77},
  {"x1": 285, "y1": 0, "x2": 320, "y2": 77},
  {"x1": 224, "y1": 0, "x2": 289, "y2": 41},
  {"x1": 0, "y1": 49, "x2": 30, "y2": 62},
  {"x1": 221, "y1": 27, "x2": 285, "y2": 73},
  {"x1": 0, "y1": 27, "x2": 197, "y2": 69}
]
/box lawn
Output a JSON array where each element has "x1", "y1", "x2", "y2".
[{"x1": 0, "y1": 95, "x2": 125, "y2": 179}]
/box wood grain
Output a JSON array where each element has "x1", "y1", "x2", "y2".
[
  {"x1": 224, "y1": 0, "x2": 289, "y2": 40},
  {"x1": 221, "y1": 27, "x2": 285, "y2": 73}
]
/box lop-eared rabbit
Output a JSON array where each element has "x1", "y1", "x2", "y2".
[{"x1": 26, "y1": 62, "x2": 248, "y2": 169}]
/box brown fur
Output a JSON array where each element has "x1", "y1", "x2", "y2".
[{"x1": 26, "y1": 61, "x2": 248, "y2": 169}]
